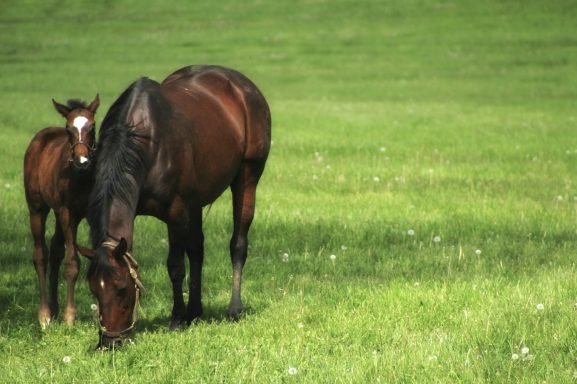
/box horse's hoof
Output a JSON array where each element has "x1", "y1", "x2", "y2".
[
  {"x1": 169, "y1": 319, "x2": 186, "y2": 331},
  {"x1": 228, "y1": 307, "x2": 244, "y2": 321}
]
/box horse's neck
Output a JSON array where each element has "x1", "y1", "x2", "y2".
[{"x1": 105, "y1": 198, "x2": 137, "y2": 248}]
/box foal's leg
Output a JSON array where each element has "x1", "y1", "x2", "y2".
[
  {"x1": 48, "y1": 217, "x2": 65, "y2": 320},
  {"x1": 228, "y1": 162, "x2": 264, "y2": 319},
  {"x1": 59, "y1": 210, "x2": 80, "y2": 325},
  {"x1": 185, "y1": 207, "x2": 204, "y2": 323},
  {"x1": 167, "y1": 224, "x2": 187, "y2": 330},
  {"x1": 29, "y1": 207, "x2": 50, "y2": 327}
]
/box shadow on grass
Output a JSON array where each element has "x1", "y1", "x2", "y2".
[{"x1": 137, "y1": 304, "x2": 257, "y2": 333}]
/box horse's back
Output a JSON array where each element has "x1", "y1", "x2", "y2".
[
  {"x1": 161, "y1": 65, "x2": 271, "y2": 161},
  {"x1": 24, "y1": 127, "x2": 67, "y2": 179}
]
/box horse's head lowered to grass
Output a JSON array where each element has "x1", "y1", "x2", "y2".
[{"x1": 78, "y1": 239, "x2": 145, "y2": 349}]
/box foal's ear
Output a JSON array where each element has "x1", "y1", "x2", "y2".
[
  {"x1": 75, "y1": 244, "x2": 96, "y2": 259},
  {"x1": 88, "y1": 94, "x2": 100, "y2": 114},
  {"x1": 113, "y1": 238, "x2": 128, "y2": 260},
  {"x1": 52, "y1": 99, "x2": 71, "y2": 118}
]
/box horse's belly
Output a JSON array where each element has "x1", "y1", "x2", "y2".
[{"x1": 140, "y1": 155, "x2": 240, "y2": 221}]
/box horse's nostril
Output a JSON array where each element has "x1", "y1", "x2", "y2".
[{"x1": 98, "y1": 336, "x2": 125, "y2": 351}]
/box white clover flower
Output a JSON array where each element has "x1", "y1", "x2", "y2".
[
  {"x1": 288, "y1": 367, "x2": 298, "y2": 375},
  {"x1": 521, "y1": 347, "x2": 529, "y2": 355},
  {"x1": 536, "y1": 303, "x2": 544, "y2": 311},
  {"x1": 297, "y1": 322, "x2": 304, "y2": 329},
  {"x1": 62, "y1": 356, "x2": 71, "y2": 363},
  {"x1": 433, "y1": 236, "x2": 441, "y2": 243},
  {"x1": 373, "y1": 176, "x2": 380, "y2": 182},
  {"x1": 90, "y1": 304, "x2": 98, "y2": 311},
  {"x1": 407, "y1": 229, "x2": 415, "y2": 236},
  {"x1": 341, "y1": 245, "x2": 347, "y2": 251},
  {"x1": 282, "y1": 253, "x2": 289, "y2": 263},
  {"x1": 379, "y1": 147, "x2": 386, "y2": 153},
  {"x1": 329, "y1": 254, "x2": 337, "y2": 262},
  {"x1": 475, "y1": 249, "x2": 482, "y2": 255},
  {"x1": 428, "y1": 355, "x2": 438, "y2": 362},
  {"x1": 511, "y1": 353, "x2": 519, "y2": 361}
]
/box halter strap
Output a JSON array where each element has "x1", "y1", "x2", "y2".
[{"x1": 68, "y1": 139, "x2": 96, "y2": 164}]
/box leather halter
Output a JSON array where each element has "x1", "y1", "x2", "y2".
[
  {"x1": 69, "y1": 139, "x2": 96, "y2": 163},
  {"x1": 97, "y1": 241, "x2": 145, "y2": 340}
]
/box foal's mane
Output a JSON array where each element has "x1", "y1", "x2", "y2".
[
  {"x1": 86, "y1": 78, "x2": 159, "y2": 251},
  {"x1": 66, "y1": 99, "x2": 88, "y2": 110}
]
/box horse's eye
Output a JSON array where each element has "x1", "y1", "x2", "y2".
[{"x1": 116, "y1": 287, "x2": 127, "y2": 297}]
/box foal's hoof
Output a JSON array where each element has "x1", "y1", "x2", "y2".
[
  {"x1": 63, "y1": 308, "x2": 77, "y2": 326},
  {"x1": 38, "y1": 307, "x2": 53, "y2": 330}
]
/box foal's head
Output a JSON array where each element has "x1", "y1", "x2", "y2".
[
  {"x1": 78, "y1": 239, "x2": 144, "y2": 349},
  {"x1": 53, "y1": 95, "x2": 100, "y2": 171}
]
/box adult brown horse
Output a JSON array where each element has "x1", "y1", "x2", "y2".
[
  {"x1": 24, "y1": 95, "x2": 100, "y2": 327},
  {"x1": 78, "y1": 65, "x2": 271, "y2": 348}
]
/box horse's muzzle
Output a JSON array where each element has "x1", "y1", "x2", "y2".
[{"x1": 96, "y1": 334, "x2": 132, "y2": 351}]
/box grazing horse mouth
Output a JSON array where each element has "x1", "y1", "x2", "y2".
[{"x1": 96, "y1": 334, "x2": 133, "y2": 350}]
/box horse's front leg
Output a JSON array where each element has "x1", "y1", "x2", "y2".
[
  {"x1": 58, "y1": 209, "x2": 80, "y2": 326},
  {"x1": 48, "y1": 217, "x2": 65, "y2": 320},
  {"x1": 167, "y1": 224, "x2": 187, "y2": 330},
  {"x1": 185, "y1": 208, "x2": 204, "y2": 323},
  {"x1": 29, "y1": 208, "x2": 51, "y2": 328}
]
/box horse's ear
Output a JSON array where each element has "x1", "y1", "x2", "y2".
[
  {"x1": 52, "y1": 99, "x2": 70, "y2": 118},
  {"x1": 88, "y1": 94, "x2": 100, "y2": 114},
  {"x1": 114, "y1": 238, "x2": 128, "y2": 260},
  {"x1": 75, "y1": 243, "x2": 96, "y2": 259}
]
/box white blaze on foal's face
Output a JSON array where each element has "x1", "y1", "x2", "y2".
[
  {"x1": 73, "y1": 116, "x2": 89, "y2": 134},
  {"x1": 72, "y1": 116, "x2": 90, "y2": 164}
]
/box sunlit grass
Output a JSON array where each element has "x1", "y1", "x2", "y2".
[{"x1": 2, "y1": 0, "x2": 577, "y2": 382}]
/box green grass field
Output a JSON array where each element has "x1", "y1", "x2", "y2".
[{"x1": 2, "y1": 0, "x2": 577, "y2": 382}]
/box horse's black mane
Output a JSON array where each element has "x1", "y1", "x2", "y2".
[
  {"x1": 86, "y1": 78, "x2": 159, "y2": 254},
  {"x1": 66, "y1": 99, "x2": 88, "y2": 110}
]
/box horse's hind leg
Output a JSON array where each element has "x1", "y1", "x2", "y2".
[
  {"x1": 29, "y1": 207, "x2": 50, "y2": 328},
  {"x1": 48, "y1": 217, "x2": 65, "y2": 320},
  {"x1": 228, "y1": 161, "x2": 265, "y2": 319}
]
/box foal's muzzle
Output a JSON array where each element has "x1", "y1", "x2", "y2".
[{"x1": 72, "y1": 156, "x2": 92, "y2": 171}]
